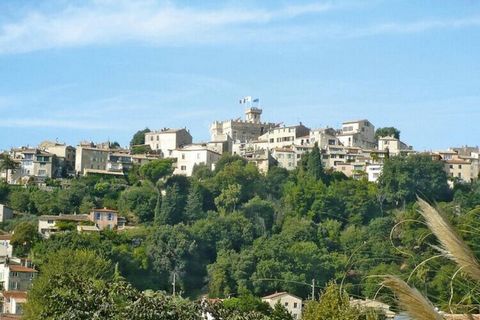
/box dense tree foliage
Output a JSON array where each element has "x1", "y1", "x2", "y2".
[
  {"x1": 378, "y1": 154, "x2": 450, "y2": 205},
  {"x1": 375, "y1": 127, "x2": 400, "y2": 139},
  {"x1": 130, "y1": 128, "x2": 151, "y2": 146},
  {"x1": 2, "y1": 151, "x2": 479, "y2": 315}
]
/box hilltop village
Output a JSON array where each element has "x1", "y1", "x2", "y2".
[{"x1": 0, "y1": 102, "x2": 479, "y2": 319}]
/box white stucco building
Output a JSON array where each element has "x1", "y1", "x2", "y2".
[
  {"x1": 337, "y1": 120, "x2": 376, "y2": 149},
  {"x1": 172, "y1": 144, "x2": 222, "y2": 176},
  {"x1": 145, "y1": 128, "x2": 192, "y2": 158}
]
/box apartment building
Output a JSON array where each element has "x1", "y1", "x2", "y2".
[
  {"x1": 39, "y1": 141, "x2": 76, "y2": 176},
  {"x1": 258, "y1": 124, "x2": 311, "y2": 150},
  {"x1": 309, "y1": 128, "x2": 340, "y2": 149},
  {"x1": 210, "y1": 108, "x2": 277, "y2": 147},
  {"x1": 7, "y1": 148, "x2": 54, "y2": 184},
  {"x1": 75, "y1": 143, "x2": 111, "y2": 175},
  {"x1": 172, "y1": 144, "x2": 221, "y2": 176},
  {"x1": 337, "y1": 120, "x2": 376, "y2": 149},
  {"x1": 444, "y1": 159, "x2": 473, "y2": 182},
  {"x1": 0, "y1": 259, "x2": 37, "y2": 315},
  {"x1": 145, "y1": 128, "x2": 192, "y2": 158}
]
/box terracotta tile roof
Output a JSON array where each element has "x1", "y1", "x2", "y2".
[
  {"x1": 0, "y1": 235, "x2": 11, "y2": 241},
  {"x1": 262, "y1": 292, "x2": 302, "y2": 301},
  {"x1": 92, "y1": 208, "x2": 118, "y2": 212},
  {"x1": 9, "y1": 265, "x2": 37, "y2": 273},
  {"x1": 38, "y1": 214, "x2": 89, "y2": 222},
  {"x1": 2, "y1": 291, "x2": 27, "y2": 300}
]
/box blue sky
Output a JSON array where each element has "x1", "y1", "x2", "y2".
[{"x1": 0, "y1": 0, "x2": 479, "y2": 151}]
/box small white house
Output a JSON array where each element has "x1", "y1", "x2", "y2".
[
  {"x1": 172, "y1": 144, "x2": 221, "y2": 176},
  {"x1": 262, "y1": 292, "x2": 303, "y2": 319},
  {"x1": 366, "y1": 164, "x2": 383, "y2": 183},
  {"x1": 0, "y1": 234, "x2": 13, "y2": 258},
  {"x1": 0, "y1": 204, "x2": 14, "y2": 223}
]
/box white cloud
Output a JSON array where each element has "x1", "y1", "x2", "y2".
[
  {"x1": 0, "y1": 1, "x2": 335, "y2": 53},
  {"x1": 346, "y1": 15, "x2": 480, "y2": 37},
  {"x1": 0, "y1": 118, "x2": 115, "y2": 130}
]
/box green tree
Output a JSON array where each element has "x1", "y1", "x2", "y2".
[
  {"x1": 118, "y1": 183, "x2": 157, "y2": 223},
  {"x1": 378, "y1": 154, "x2": 450, "y2": 206},
  {"x1": 130, "y1": 128, "x2": 151, "y2": 146},
  {"x1": 23, "y1": 249, "x2": 113, "y2": 319},
  {"x1": 303, "y1": 282, "x2": 379, "y2": 320},
  {"x1": 271, "y1": 302, "x2": 294, "y2": 320},
  {"x1": 375, "y1": 127, "x2": 400, "y2": 139},
  {"x1": 215, "y1": 184, "x2": 242, "y2": 213},
  {"x1": 306, "y1": 144, "x2": 325, "y2": 181},
  {"x1": 11, "y1": 221, "x2": 40, "y2": 257},
  {"x1": 139, "y1": 159, "x2": 173, "y2": 184},
  {"x1": 157, "y1": 183, "x2": 185, "y2": 225},
  {"x1": 0, "y1": 153, "x2": 18, "y2": 183},
  {"x1": 184, "y1": 183, "x2": 206, "y2": 223}
]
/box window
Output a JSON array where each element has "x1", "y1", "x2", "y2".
[
  {"x1": 47, "y1": 220, "x2": 54, "y2": 224},
  {"x1": 108, "y1": 213, "x2": 112, "y2": 221},
  {"x1": 11, "y1": 272, "x2": 18, "y2": 277},
  {"x1": 294, "y1": 302, "x2": 298, "y2": 308},
  {"x1": 150, "y1": 136, "x2": 153, "y2": 141},
  {"x1": 96, "y1": 212, "x2": 101, "y2": 220},
  {"x1": 156, "y1": 136, "x2": 159, "y2": 141},
  {"x1": 458, "y1": 165, "x2": 462, "y2": 169},
  {"x1": 181, "y1": 165, "x2": 187, "y2": 171},
  {"x1": 284, "y1": 302, "x2": 289, "y2": 307},
  {"x1": 270, "y1": 139, "x2": 274, "y2": 143},
  {"x1": 449, "y1": 165, "x2": 453, "y2": 169},
  {"x1": 182, "y1": 154, "x2": 185, "y2": 160}
]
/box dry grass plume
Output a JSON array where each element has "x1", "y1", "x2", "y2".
[
  {"x1": 417, "y1": 197, "x2": 480, "y2": 282},
  {"x1": 382, "y1": 276, "x2": 443, "y2": 320}
]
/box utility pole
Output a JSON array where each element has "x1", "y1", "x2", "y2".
[
  {"x1": 172, "y1": 273, "x2": 176, "y2": 296},
  {"x1": 311, "y1": 279, "x2": 315, "y2": 300}
]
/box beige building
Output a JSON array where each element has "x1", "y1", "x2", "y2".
[
  {"x1": 334, "y1": 162, "x2": 367, "y2": 179},
  {"x1": 210, "y1": 107, "x2": 277, "y2": 147},
  {"x1": 377, "y1": 136, "x2": 412, "y2": 156},
  {"x1": 2, "y1": 290, "x2": 27, "y2": 315},
  {"x1": 7, "y1": 148, "x2": 54, "y2": 184},
  {"x1": 242, "y1": 149, "x2": 273, "y2": 174},
  {"x1": 75, "y1": 143, "x2": 111, "y2": 175},
  {"x1": 337, "y1": 120, "x2": 376, "y2": 149},
  {"x1": 39, "y1": 141, "x2": 76, "y2": 176},
  {"x1": 309, "y1": 128, "x2": 340, "y2": 149},
  {"x1": 38, "y1": 214, "x2": 91, "y2": 238},
  {"x1": 145, "y1": 128, "x2": 192, "y2": 158},
  {"x1": 172, "y1": 144, "x2": 222, "y2": 176},
  {"x1": 262, "y1": 292, "x2": 303, "y2": 319},
  {"x1": 38, "y1": 209, "x2": 122, "y2": 238},
  {"x1": 444, "y1": 159, "x2": 473, "y2": 182},
  {"x1": 258, "y1": 124, "x2": 310, "y2": 150}
]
